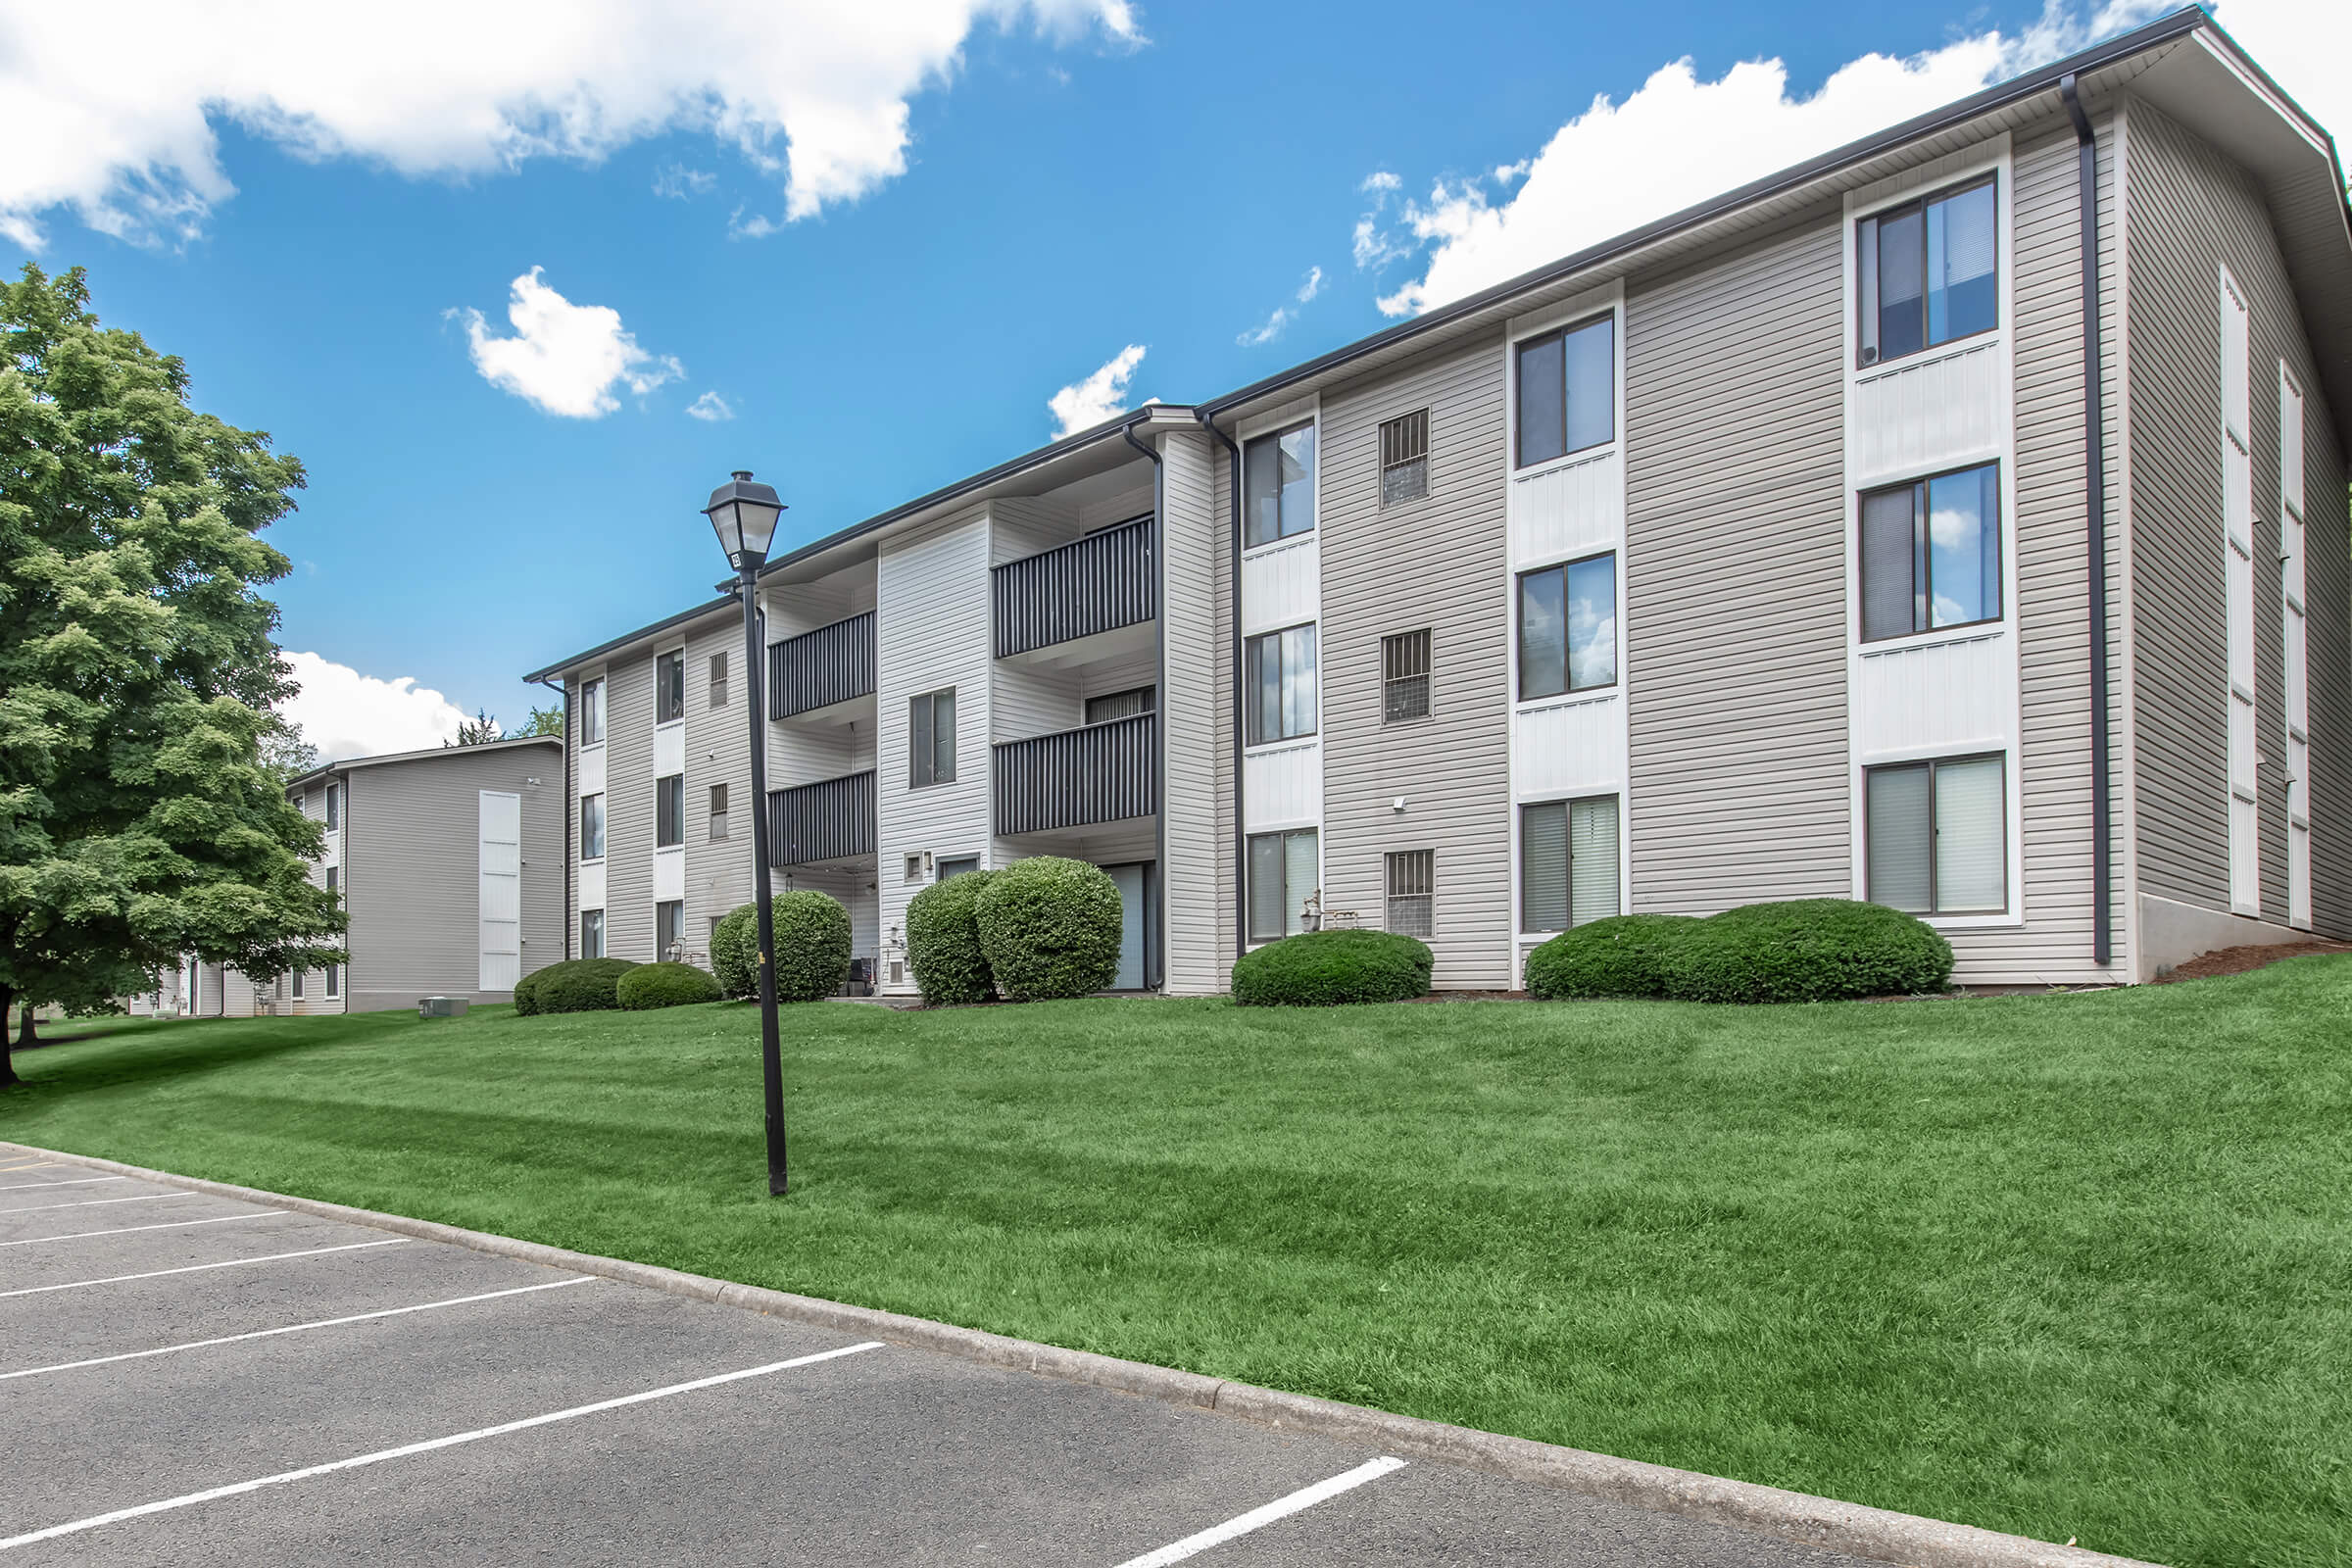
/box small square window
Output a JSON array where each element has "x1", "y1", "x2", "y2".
[
  {"x1": 1383, "y1": 630, "x2": 1431, "y2": 724},
  {"x1": 905, "y1": 853, "x2": 926, "y2": 883},
  {"x1": 1385, "y1": 850, "x2": 1434, "y2": 939},
  {"x1": 1379, "y1": 410, "x2": 1429, "y2": 507}
]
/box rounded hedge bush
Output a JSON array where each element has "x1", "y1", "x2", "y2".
[
  {"x1": 906, "y1": 869, "x2": 997, "y2": 1005},
  {"x1": 524, "y1": 957, "x2": 640, "y2": 1015},
  {"x1": 1231, "y1": 929, "x2": 1433, "y2": 1006},
  {"x1": 1524, "y1": 914, "x2": 1696, "y2": 1000},
  {"x1": 1661, "y1": 898, "x2": 1953, "y2": 1004},
  {"x1": 975, "y1": 857, "x2": 1123, "y2": 1002},
  {"x1": 616, "y1": 961, "x2": 722, "y2": 1010},
  {"x1": 770, "y1": 889, "x2": 853, "y2": 1003},
  {"x1": 512, "y1": 966, "x2": 546, "y2": 1015},
  {"x1": 710, "y1": 904, "x2": 759, "y2": 1001}
]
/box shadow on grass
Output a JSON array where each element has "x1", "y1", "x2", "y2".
[{"x1": 1, "y1": 1012, "x2": 424, "y2": 1102}]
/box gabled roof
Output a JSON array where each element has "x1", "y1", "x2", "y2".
[{"x1": 524, "y1": 6, "x2": 2351, "y2": 687}]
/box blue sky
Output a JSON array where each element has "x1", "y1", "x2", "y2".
[{"x1": 1, "y1": 0, "x2": 2336, "y2": 757}]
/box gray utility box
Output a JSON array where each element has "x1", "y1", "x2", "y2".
[{"x1": 417, "y1": 997, "x2": 469, "y2": 1019}]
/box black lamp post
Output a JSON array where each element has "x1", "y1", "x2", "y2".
[{"x1": 704, "y1": 469, "x2": 790, "y2": 1197}]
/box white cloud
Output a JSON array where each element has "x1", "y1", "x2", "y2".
[
  {"x1": 1359, "y1": 171, "x2": 1400, "y2": 193},
  {"x1": 452, "y1": 267, "x2": 683, "y2": 418},
  {"x1": 653, "y1": 162, "x2": 717, "y2": 199},
  {"x1": 1047, "y1": 344, "x2": 1146, "y2": 438},
  {"x1": 276, "y1": 651, "x2": 471, "y2": 762},
  {"x1": 0, "y1": 0, "x2": 1142, "y2": 248},
  {"x1": 2208, "y1": 0, "x2": 2349, "y2": 150},
  {"x1": 1363, "y1": 0, "x2": 2293, "y2": 318},
  {"x1": 686, "y1": 389, "x2": 736, "y2": 421},
  {"x1": 1237, "y1": 266, "x2": 1326, "y2": 347}
]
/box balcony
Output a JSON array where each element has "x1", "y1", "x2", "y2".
[
  {"x1": 993, "y1": 712, "x2": 1155, "y2": 836},
  {"x1": 768, "y1": 769, "x2": 876, "y2": 865},
  {"x1": 993, "y1": 514, "x2": 1154, "y2": 662},
  {"x1": 770, "y1": 612, "x2": 875, "y2": 720}
]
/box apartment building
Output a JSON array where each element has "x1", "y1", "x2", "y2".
[
  {"x1": 525, "y1": 10, "x2": 2351, "y2": 994},
  {"x1": 171, "y1": 738, "x2": 565, "y2": 1015}
]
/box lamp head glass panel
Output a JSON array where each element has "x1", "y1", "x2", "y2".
[{"x1": 704, "y1": 470, "x2": 786, "y2": 568}]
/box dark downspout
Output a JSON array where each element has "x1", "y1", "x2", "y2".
[
  {"x1": 1123, "y1": 421, "x2": 1167, "y2": 991},
  {"x1": 533, "y1": 674, "x2": 574, "y2": 963},
  {"x1": 1198, "y1": 412, "x2": 1246, "y2": 961},
  {"x1": 2062, "y1": 74, "x2": 2114, "y2": 967}
]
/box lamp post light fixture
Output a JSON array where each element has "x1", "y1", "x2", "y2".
[{"x1": 703, "y1": 469, "x2": 790, "y2": 1196}]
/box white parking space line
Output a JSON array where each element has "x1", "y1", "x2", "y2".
[
  {"x1": 1110, "y1": 1457, "x2": 1410, "y2": 1568},
  {"x1": 2, "y1": 1277, "x2": 598, "y2": 1382},
  {"x1": 0, "y1": 1239, "x2": 407, "y2": 1299},
  {"x1": 0, "y1": 1192, "x2": 192, "y2": 1215},
  {"x1": 0, "y1": 1176, "x2": 127, "y2": 1193},
  {"x1": 0, "y1": 1211, "x2": 284, "y2": 1250},
  {"x1": 0, "y1": 1341, "x2": 888, "y2": 1551}
]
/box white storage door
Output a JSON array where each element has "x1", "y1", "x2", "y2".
[{"x1": 479, "y1": 790, "x2": 521, "y2": 992}]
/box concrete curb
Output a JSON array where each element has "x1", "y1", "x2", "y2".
[{"x1": 2, "y1": 1140, "x2": 2159, "y2": 1568}]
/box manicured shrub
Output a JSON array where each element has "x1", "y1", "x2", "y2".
[
  {"x1": 512, "y1": 966, "x2": 545, "y2": 1015},
  {"x1": 710, "y1": 904, "x2": 759, "y2": 1001},
  {"x1": 616, "y1": 961, "x2": 722, "y2": 1010},
  {"x1": 770, "y1": 889, "x2": 853, "y2": 1003},
  {"x1": 1524, "y1": 914, "x2": 1697, "y2": 1000},
  {"x1": 1661, "y1": 899, "x2": 1954, "y2": 1004},
  {"x1": 975, "y1": 857, "x2": 1123, "y2": 1002},
  {"x1": 906, "y1": 869, "x2": 997, "y2": 1005},
  {"x1": 525, "y1": 957, "x2": 640, "y2": 1015},
  {"x1": 1231, "y1": 929, "x2": 1433, "y2": 1006}
]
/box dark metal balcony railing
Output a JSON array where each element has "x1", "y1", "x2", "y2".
[
  {"x1": 769, "y1": 612, "x2": 875, "y2": 719},
  {"x1": 993, "y1": 712, "x2": 1155, "y2": 836},
  {"x1": 992, "y1": 514, "x2": 1154, "y2": 659},
  {"x1": 768, "y1": 770, "x2": 876, "y2": 865}
]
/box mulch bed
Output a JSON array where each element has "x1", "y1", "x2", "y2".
[{"x1": 2147, "y1": 939, "x2": 2352, "y2": 984}]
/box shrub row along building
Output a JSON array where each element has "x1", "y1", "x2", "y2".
[{"x1": 521, "y1": 11, "x2": 2348, "y2": 998}]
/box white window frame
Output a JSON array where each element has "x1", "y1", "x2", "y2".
[
  {"x1": 1515, "y1": 793, "x2": 1624, "y2": 938},
  {"x1": 655, "y1": 647, "x2": 688, "y2": 728},
  {"x1": 577, "y1": 674, "x2": 608, "y2": 749}
]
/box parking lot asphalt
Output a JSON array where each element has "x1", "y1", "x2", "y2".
[{"x1": 0, "y1": 1153, "x2": 1875, "y2": 1566}]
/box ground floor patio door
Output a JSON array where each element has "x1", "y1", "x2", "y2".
[{"x1": 1104, "y1": 860, "x2": 1159, "y2": 992}]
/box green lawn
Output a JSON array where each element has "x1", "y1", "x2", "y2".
[{"x1": 7, "y1": 967, "x2": 2350, "y2": 1567}]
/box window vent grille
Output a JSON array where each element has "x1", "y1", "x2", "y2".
[
  {"x1": 1386, "y1": 850, "x2": 1434, "y2": 939},
  {"x1": 1379, "y1": 409, "x2": 1429, "y2": 507},
  {"x1": 1383, "y1": 630, "x2": 1431, "y2": 724}
]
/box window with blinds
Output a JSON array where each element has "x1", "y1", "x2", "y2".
[
  {"x1": 1382, "y1": 630, "x2": 1431, "y2": 723},
  {"x1": 1857, "y1": 176, "x2": 1997, "y2": 368},
  {"x1": 1519, "y1": 796, "x2": 1619, "y2": 932},
  {"x1": 1865, "y1": 754, "x2": 2005, "y2": 914},
  {"x1": 1379, "y1": 409, "x2": 1429, "y2": 507},
  {"x1": 1385, "y1": 850, "x2": 1434, "y2": 938},
  {"x1": 1247, "y1": 828, "x2": 1319, "y2": 942}
]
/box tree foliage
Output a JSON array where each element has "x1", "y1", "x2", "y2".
[
  {"x1": 448, "y1": 707, "x2": 502, "y2": 746},
  {"x1": 0, "y1": 264, "x2": 345, "y2": 1085},
  {"x1": 515, "y1": 705, "x2": 564, "y2": 739}
]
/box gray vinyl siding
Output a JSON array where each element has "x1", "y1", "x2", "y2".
[
  {"x1": 604, "y1": 649, "x2": 658, "y2": 960},
  {"x1": 1317, "y1": 332, "x2": 1514, "y2": 988},
  {"x1": 1945, "y1": 115, "x2": 2130, "y2": 982},
  {"x1": 1160, "y1": 429, "x2": 1230, "y2": 994},
  {"x1": 2123, "y1": 99, "x2": 2351, "y2": 935},
  {"x1": 876, "y1": 505, "x2": 995, "y2": 982},
  {"x1": 342, "y1": 742, "x2": 563, "y2": 1011},
  {"x1": 1624, "y1": 212, "x2": 1852, "y2": 908},
  {"x1": 685, "y1": 613, "x2": 755, "y2": 961}
]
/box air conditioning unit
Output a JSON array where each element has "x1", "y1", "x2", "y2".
[{"x1": 418, "y1": 997, "x2": 470, "y2": 1019}]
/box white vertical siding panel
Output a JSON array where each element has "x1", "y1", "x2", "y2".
[
  {"x1": 1239, "y1": 538, "x2": 1319, "y2": 634},
  {"x1": 1507, "y1": 449, "x2": 1622, "y2": 565}
]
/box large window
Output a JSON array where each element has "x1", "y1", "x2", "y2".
[
  {"x1": 580, "y1": 794, "x2": 606, "y2": 859},
  {"x1": 1245, "y1": 624, "x2": 1318, "y2": 746},
  {"x1": 657, "y1": 900, "x2": 684, "y2": 961},
  {"x1": 709, "y1": 782, "x2": 729, "y2": 842},
  {"x1": 1515, "y1": 316, "x2": 1613, "y2": 468},
  {"x1": 1521, "y1": 796, "x2": 1619, "y2": 932},
  {"x1": 1517, "y1": 554, "x2": 1616, "y2": 700},
  {"x1": 580, "y1": 908, "x2": 605, "y2": 959},
  {"x1": 1385, "y1": 849, "x2": 1434, "y2": 939},
  {"x1": 1858, "y1": 177, "x2": 1997, "y2": 368},
  {"x1": 1085, "y1": 686, "x2": 1156, "y2": 725},
  {"x1": 1383, "y1": 629, "x2": 1431, "y2": 724},
  {"x1": 1248, "y1": 828, "x2": 1319, "y2": 942},
  {"x1": 910, "y1": 688, "x2": 956, "y2": 787},
  {"x1": 578, "y1": 678, "x2": 606, "y2": 746},
  {"x1": 656, "y1": 774, "x2": 684, "y2": 848},
  {"x1": 656, "y1": 651, "x2": 685, "y2": 724},
  {"x1": 1860, "y1": 463, "x2": 2001, "y2": 641},
  {"x1": 1865, "y1": 754, "x2": 2006, "y2": 915},
  {"x1": 1244, "y1": 421, "x2": 1316, "y2": 548}
]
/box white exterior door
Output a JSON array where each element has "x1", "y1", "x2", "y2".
[{"x1": 478, "y1": 790, "x2": 521, "y2": 992}]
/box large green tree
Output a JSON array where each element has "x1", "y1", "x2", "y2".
[{"x1": 0, "y1": 265, "x2": 345, "y2": 1084}]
